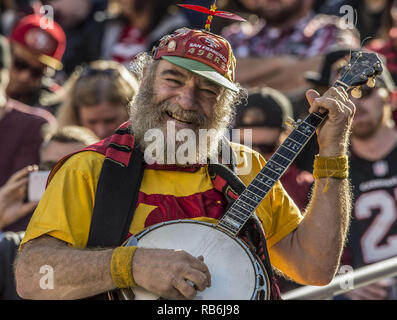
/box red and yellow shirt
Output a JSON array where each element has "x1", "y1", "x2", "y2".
[{"x1": 21, "y1": 143, "x2": 303, "y2": 260}]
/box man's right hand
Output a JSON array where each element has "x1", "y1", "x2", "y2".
[{"x1": 132, "y1": 248, "x2": 211, "y2": 299}]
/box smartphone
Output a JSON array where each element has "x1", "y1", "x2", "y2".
[{"x1": 28, "y1": 170, "x2": 51, "y2": 202}]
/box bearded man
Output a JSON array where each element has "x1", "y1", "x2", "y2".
[{"x1": 15, "y1": 28, "x2": 355, "y2": 300}]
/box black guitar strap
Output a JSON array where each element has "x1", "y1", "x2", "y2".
[{"x1": 86, "y1": 140, "x2": 144, "y2": 248}]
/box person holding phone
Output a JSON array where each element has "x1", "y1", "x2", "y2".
[
  {"x1": 0, "y1": 126, "x2": 99, "y2": 233},
  {"x1": 0, "y1": 125, "x2": 98, "y2": 299}
]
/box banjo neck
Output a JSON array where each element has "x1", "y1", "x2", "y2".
[
  {"x1": 218, "y1": 48, "x2": 385, "y2": 236},
  {"x1": 218, "y1": 46, "x2": 384, "y2": 236},
  {"x1": 217, "y1": 108, "x2": 330, "y2": 236}
]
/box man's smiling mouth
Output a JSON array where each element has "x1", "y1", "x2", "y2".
[{"x1": 165, "y1": 110, "x2": 193, "y2": 124}]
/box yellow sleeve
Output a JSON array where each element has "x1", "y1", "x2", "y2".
[
  {"x1": 20, "y1": 151, "x2": 105, "y2": 249},
  {"x1": 232, "y1": 142, "x2": 304, "y2": 248}
]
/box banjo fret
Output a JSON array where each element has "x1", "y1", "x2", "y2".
[{"x1": 219, "y1": 108, "x2": 327, "y2": 236}]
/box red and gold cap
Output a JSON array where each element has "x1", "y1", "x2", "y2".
[
  {"x1": 9, "y1": 14, "x2": 66, "y2": 70},
  {"x1": 153, "y1": 28, "x2": 238, "y2": 92}
]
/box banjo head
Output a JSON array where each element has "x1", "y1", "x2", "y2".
[{"x1": 118, "y1": 219, "x2": 270, "y2": 300}]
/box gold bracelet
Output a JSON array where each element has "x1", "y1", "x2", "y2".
[
  {"x1": 312, "y1": 155, "x2": 349, "y2": 179},
  {"x1": 110, "y1": 246, "x2": 138, "y2": 288}
]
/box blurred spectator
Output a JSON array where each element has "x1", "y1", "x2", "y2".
[
  {"x1": 305, "y1": 47, "x2": 358, "y2": 95},
  {"x1": 221, "y1": 0, "x2": 360, "y2": 93},
  {"x1": 315, "y1": 0, "x2": 394, "y2": 40},
  {"x1": 314, "y1": 50, "x2": 397, "y2": 299},
  {"x1": 0, "y1": 34, "x2": 56, "y2": 190},
  {"x1": 366, "y1": 0, "x2": 397, "y2": 85},
  {"x1": 0, "y1": 125, "x2": 99, "y2": 299},
  {"x1": 56, "y1": 60, "x2": 138, "y2": 139},
  {"x1": 347, "y1": 0, "x2": 394, "y2": 42},
  {"x1": 100, "y1": 0, "x2": 191, "y2": 67},
  {"x1": 40, "y1": 0, "x2": 108, "y2": 77},
  {"x1": 0, "y1": 125, "x2": 99, "y2": 232},
  {"x1": 0, "y1": 231, "x2": 24, "y2": 299},
  {"x1": 0, "y1": 0, "x2": 36, "y2": 36},
  {"x1": 234, "y1": 87, "x2": 314, "y2": 212},
  {"x1": 6, "y1": 14, "x2": 66, "y2": 114},
  {"x1": 338, "y1": 64, "x2": 397, "y2": 300}
]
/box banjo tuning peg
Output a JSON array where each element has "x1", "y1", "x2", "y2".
[
  {"x1": 367, "y1": 77, "x2": 376, "y2": 88},
  {"x1": 351, "y1": 86, "x2": 362, "y2": 99},
  {"x1": 285, "y1": 117, "x2": 297, "y2": 129}
]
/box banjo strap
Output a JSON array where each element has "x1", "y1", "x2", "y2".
[{"x1": 87, "y1": 125, "x2": 145, "y2": 248}]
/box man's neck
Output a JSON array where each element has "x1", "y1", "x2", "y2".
[{"x1": 351, "y1": 125, "x2": 397, "y2": 161}]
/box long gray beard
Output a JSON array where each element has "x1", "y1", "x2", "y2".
[{"x1": 129, "y1": 83, "x2": 227, "y2": 165}]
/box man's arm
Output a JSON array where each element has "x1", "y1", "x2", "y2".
[
  {"x1": 269, "y1": 87, "x2": 355, "y2": 285},
  {"x1": 15, "y1": 235, "x2": 210, "y2": 300},
  {"x1": 15, "y1": 235, "x2": 115, "y2": 299},
  {"x1": 271, "y1": 177, "x2": 351, "y2": 285}
]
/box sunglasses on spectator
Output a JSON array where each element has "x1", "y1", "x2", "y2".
[{"x1": 13, "y1": 56, "x2": 45, "y2": 79}]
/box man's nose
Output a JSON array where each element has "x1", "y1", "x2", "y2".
[{"x1": 176, "y1": 83, "x2": 197, "y2": 111}]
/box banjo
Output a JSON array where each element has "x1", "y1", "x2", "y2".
[{"x1": 109, "y1": 51, "x2": 382, "y2": 300}]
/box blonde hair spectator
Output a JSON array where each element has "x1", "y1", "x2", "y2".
[{"x1": 56, "y1": 60, "x2": 139, "y2": 139}]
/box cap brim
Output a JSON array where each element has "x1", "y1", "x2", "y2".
[
  {"x1": 39, "y1": 54, "x2": 63, "y2": 70},
  {"x1": 161, "y1": 56, "x2": 238, "y2": 92}
]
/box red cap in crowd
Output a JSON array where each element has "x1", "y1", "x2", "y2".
[
  {"x1": 9, "y1": 14, "x2": 66, "y2": 70},
  {"x1": 153, "y1": 28, "x2": 238, "y2": 92}
]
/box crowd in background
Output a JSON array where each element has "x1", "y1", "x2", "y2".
[{"x1": 1, "y1": 0, "x2": 397, "y2": 300}]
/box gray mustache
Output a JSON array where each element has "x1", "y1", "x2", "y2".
[{"x1": 160, "y1": 102, "x2": 206, "y2": 126}]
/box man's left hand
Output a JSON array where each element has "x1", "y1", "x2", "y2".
[{"x1": 306, "y1": 86, "x2": 355, "y2": 157}]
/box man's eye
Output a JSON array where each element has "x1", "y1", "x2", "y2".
[
  {"x1": 201, "y1": 88, "x2": 217, "y2": 96},
  {"x1": 166, "y1": 78, "x2": 182, "y2": 85}
]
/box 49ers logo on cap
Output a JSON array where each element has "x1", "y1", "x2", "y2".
[{"x1": 200, "y1": 37, "x2": 222, "y2": 51}]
